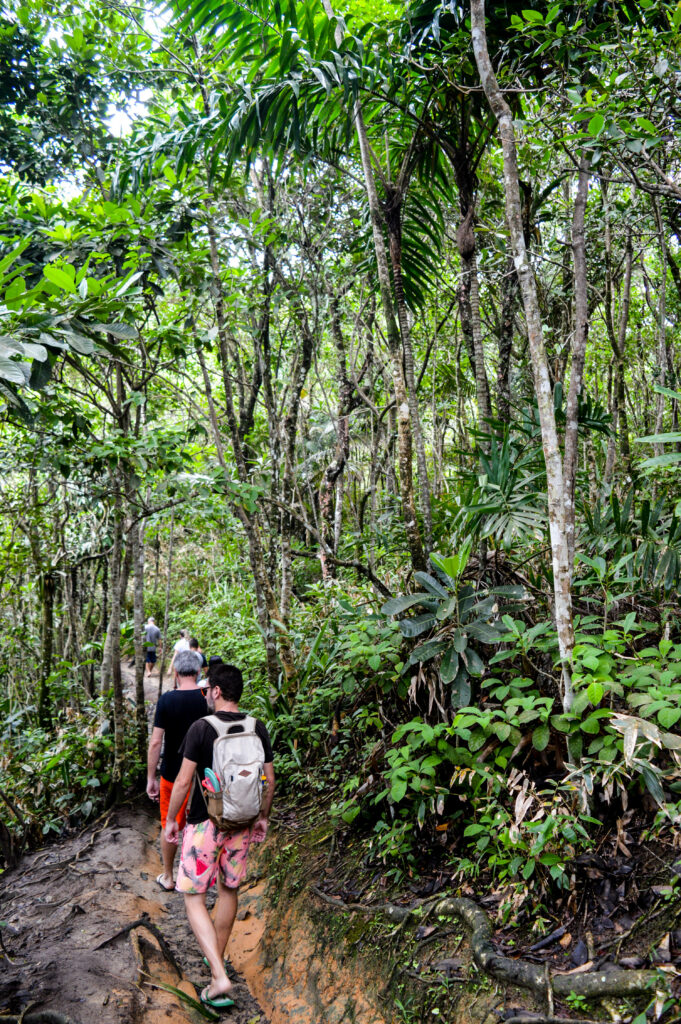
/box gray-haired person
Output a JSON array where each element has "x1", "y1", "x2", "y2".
[{"x1": 146, "y1": 648, "x2": 206, "y2": 891}]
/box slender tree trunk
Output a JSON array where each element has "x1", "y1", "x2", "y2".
[
  {"x1": 563, "y1": 158, "x2": 590, "y2": 570},
  {"x1": 653, "y1": 197, "x2": 668, "y2": 453},
  {"x1": 195, "y1": 341, "x2": 280, "y2": 686},
  {"x1": 109, "y1": 470, "x2": 125, "y2": 795},
  {"x1": 496, "y1": 252, "x2": 518, "y2": 423},
  {"x1": 354, "y1": 106, "x2": 426, "y2": 571},
  {"x1": 471, "y1": 0, "x2": 575, "y2": 712},
  {"x1": 131, "y1": 512, "x2": 147, "y2": 766},
  {"x1": 158, "y1": 510, "x2": 175, "y2": 698},
  {"x1": 38, "y1": 570, "x2": 55, "y2": 727},
  {"x1": 385, "y1": 197, "x2": 434, "y2": 551}
]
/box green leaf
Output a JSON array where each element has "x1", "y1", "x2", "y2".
[
  {"x1": 399, "y1": 614, "x2": 437, "y2": 638},
  {"x1": 368, "y1": 655, "x2": 381, "y2": 672},
  {"x1": 440, "y1": 647, "x2": 459, "y2": 684},
  {"x1": 414, "y1": 572, "x2": 449, "y2": 599},
  {"x1": 532, "y1": 724, "x2": 549, "y2": 751},
  {"x1": 657, "y1": 707, "x2": 681, "y2": 729},
  {"x1": 587, "y1": 682, "x2": 604, "y2": 706},
  {"x1": 381, "y1": 594, "x2": 433, "y2": 616},
  {"x1": 0, "y1": 357, "x2": 27, "y2": 385},
  {"x1": 462, "y1": 647, "x2": 484, "y2": 677},
  {"x1": 588, "y1": 112, "x2": 605, "y2": 136},
  {"x1": 44, "y1": 265, "x2": 77, "y2": 292},
  {"x1": 90, "y1": 322, "x2": 138, "y2": 339},
  {"x1": 390, "y1": 776, "x2": 407, "y2": 802}
]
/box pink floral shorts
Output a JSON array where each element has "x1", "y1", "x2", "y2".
[{"x1": 175, "y1": 819, "x2": 252, "y2": 894}]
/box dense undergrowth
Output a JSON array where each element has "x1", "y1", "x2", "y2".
[{"x1": 3, "y1": 462, "x2": 681, "y2": 935}]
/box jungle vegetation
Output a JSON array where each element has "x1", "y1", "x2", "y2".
[{"x1": 1, "y1": 0, "x2": 681, "y2": 952}]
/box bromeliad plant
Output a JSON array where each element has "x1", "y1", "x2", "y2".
[{"x1": 381, "y1": 546, "x2": 525, "y2": 708}]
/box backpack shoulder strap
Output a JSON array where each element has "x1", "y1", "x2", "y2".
[{"x1": 203, "y1": 714, "x2": 230, "y2": 737}]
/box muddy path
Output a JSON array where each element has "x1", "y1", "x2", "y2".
[
  {"x1": 0, "y1": 802, "x2": 269, "y2": 1023},
  {"x1": 1, "y1": 664, "x2": 269, "y2": 1023}
]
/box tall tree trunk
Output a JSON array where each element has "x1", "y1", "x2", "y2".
[
  {"x1": 563, "y1": 158, "x2": 590, "y2": 570},
  {"x1": 38, "y1": 570, "x2": 55, "y2": 727},
  {"x1": 109, "y1": 470, "x2": 125, "y2": 796},
  {"x1": 158, "y1": 509, "x2": 175, "y2": 698},
  {"x1": 471, "y1": 0, "x2": 575, "y2": 712},
  {"x1": 130, "y1": 511, "x2": 147, "y2": 767},
  {"x1": 385, "y1": 194, "x2": 434, "y2": 551},
  {"x1": 354, "y1": 106, "x2": 426, "y2": 571},
  {"x1": 496, "y1": 251, "x2": 518, "y2": 423},
  {"x1": 653, "y1": 197, "x2": 668, "y2": 454}
]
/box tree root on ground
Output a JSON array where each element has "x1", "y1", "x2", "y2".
[
  {"x1": 436, "y1": 898, "x2": 662, "y2": 1000},
  {"x1": 1, "y1": 1013, "x2": 81, "y2": 1024}
]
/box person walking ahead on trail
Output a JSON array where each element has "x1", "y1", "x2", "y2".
[
  {"x1": 165, "y1": 663, "x2": 274, "y2": 1011},
  {"x1": 168, "y1": 628, "x2": 190, "y2": 682},
  {"x1": 144, "y1": 617, "x2": 161, "y2": 677},
  {"x1": 146, "y1": 648, "x2": 206, "y2": 891}
]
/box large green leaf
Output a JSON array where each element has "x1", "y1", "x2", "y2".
[
  {"x1": 381, "y1": 593, "x2": 435, "y2": 616},
  {"x1": 413, "y1": 571, "x2": 449, "y2": 599},
  {"x1": 399, "y1": 613, "x2": 437, "y2": 638}
]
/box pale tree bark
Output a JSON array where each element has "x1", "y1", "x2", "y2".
[
  {"x1": 563, "y1": 158, "x2": 590, "y2": 570},
  {"x1": 471, "y1": 0, "x2": 575, "y2": 711}
]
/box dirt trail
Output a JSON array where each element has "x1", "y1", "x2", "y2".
[
  {"x1": 1, "y1": 664, "x2": 269, "y2": 1023},
  {"x1": 0, "y1": 802, "x2": 269, "y2": 1023}
]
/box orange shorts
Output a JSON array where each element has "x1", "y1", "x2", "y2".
[{"x1": 159, "y1": 776, "x2": 190, "y2": 831}]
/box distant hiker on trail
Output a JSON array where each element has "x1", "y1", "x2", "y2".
[
  {"x1": 190, "y1": 637, "x2": 208, "y2": 678},
  {"x1": 146, "y1": 648, "x2": 206, "y2": 892},
  {"x1": 165, "y1": 663, "x2": 274, "y2": 1011},
  {"x1": 168, "y1": 628, "x2": 190, "y2": 681},
  {"x1": 144, "y1": 617, "x2": 161, "y2": 676}
]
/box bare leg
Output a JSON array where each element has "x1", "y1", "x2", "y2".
[
  {"x1": 158, "y1": 834, "x2": 177, "y2": 889},
  {"x1": 184, "y1": 893, "x2": 232, "y2": 999},
  {"x1": 214, "y1": 879, "x2": 238, "y2": 960}
]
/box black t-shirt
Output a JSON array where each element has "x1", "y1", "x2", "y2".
[
  {"x1": 153, "y1": 689, "x2": 208, "y2": 782},
  {"x1": 179, "y1": 712, "x2": 274, "y2": 825}
]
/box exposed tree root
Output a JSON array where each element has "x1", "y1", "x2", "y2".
[
  {"x1": 1, "y1": 1013, "x2": 81, "y2": 1024},
  {"x1": 93, "y1": 914, "x2": 182, "y2": 977},
  {"x1": 436, "y1": 898, "x2": 662, "y2": 1000}
]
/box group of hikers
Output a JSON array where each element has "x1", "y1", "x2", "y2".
[{"x1": 144, "y1": 620, "x2": 275, "y2": 1011}]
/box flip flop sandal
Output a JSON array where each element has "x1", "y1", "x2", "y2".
[
  {"x1": 202, "y1": 956, "x2": 228, "y2": 969},
  {"x1": 156, "y1": 873, "x2": 174, "y2": 892},
  {"x1": 200, "y1": 986, "x2": 235, "y2": 1010}
]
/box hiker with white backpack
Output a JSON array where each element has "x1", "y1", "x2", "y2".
[{"x1": 164, "y1": 663, "x2": 274, "y2": 1011}]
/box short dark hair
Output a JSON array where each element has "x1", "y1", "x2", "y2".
[
  {"x1": 211, "y1": 663, "x2": 243, "y2": 703},
  {"x1": 189, "y1": 637, "x2": 199, "y2": 649}
]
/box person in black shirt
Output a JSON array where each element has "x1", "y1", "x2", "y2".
[
  {"x1": 146, "y1": 648, "x2": 205, "y2": 891},
  {"x1": 165, "y1": 663, "x2": 274, "y2": 1011}
]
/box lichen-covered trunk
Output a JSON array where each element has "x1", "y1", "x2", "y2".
[{"x1": 471, "y1": 0, "x2": 575, "y2": 711}]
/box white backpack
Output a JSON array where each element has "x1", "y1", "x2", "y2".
[{"x1": 200, "y1": 715, "x2": 265, "y2": 831}]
